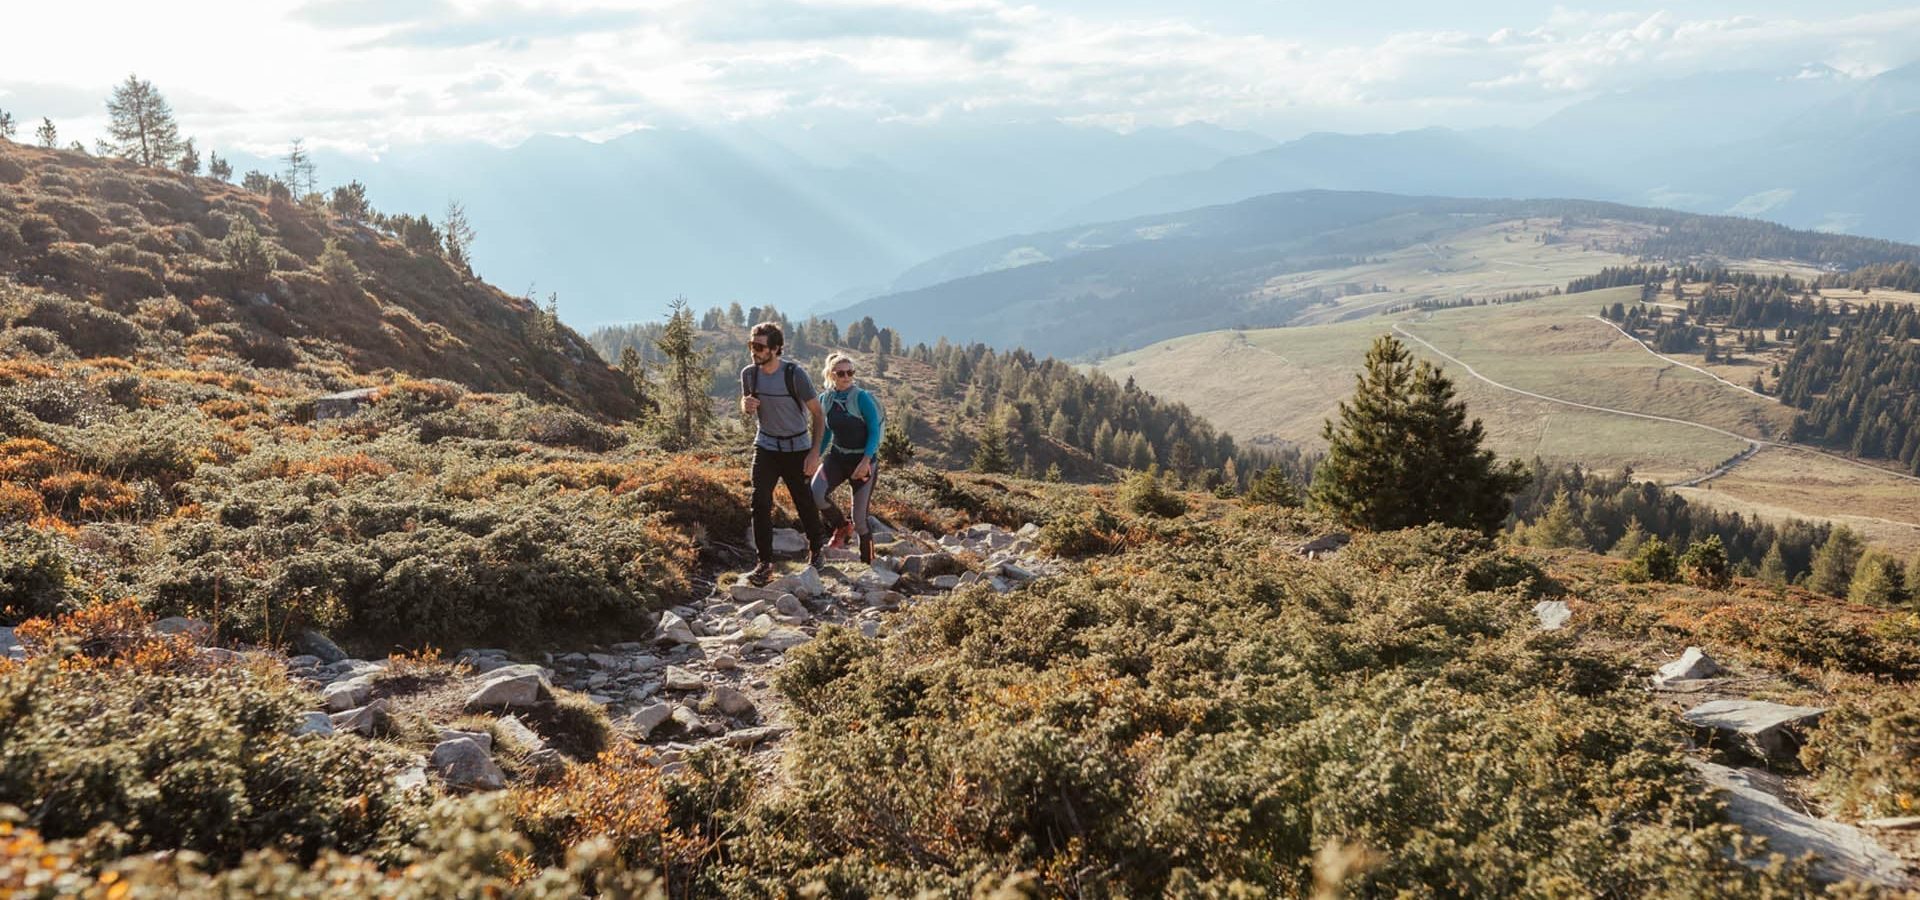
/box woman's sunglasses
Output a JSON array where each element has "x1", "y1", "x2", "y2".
[{"x1": 832, "y1": 369, "x2": 856, "y2": 378}]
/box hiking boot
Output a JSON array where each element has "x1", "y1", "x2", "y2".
[
  {"x1": 827, "y1": 522, "x2": 855, "y2": 550},
  {"x1": 808, "y1": 548, "x2": 826, "y2": 571},
  {"x1": 748, "y1": 562, "x2": 776, "y2": 586},
  {"x1": 859, "y1": 534, "x2": 874, "y2": 565}
]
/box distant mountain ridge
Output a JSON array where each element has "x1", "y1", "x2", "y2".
[{"x1": 829, "y1": 189, "x2": 1920, "y2": 359}]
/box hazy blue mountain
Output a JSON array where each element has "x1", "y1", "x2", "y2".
[
  {"x1": 1051, "y1": 127, "x2": 1613, "y2": 228},
  {"x1": 830, "y1": 190, "x2": 1920, "y2": 359},
  {"x1": 232, "y1": 121, "x2": 1273, "y2": 327}
]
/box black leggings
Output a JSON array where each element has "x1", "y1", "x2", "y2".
[
  {"x1": 811, "y1": 453, "x2": 877, "y2": 536},
  {"x1": 752, "y1": 447, "x2": 823, "y2": 564}
]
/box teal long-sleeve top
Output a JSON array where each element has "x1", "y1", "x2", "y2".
[{"x1": 819, "y1": 387, "x2": 883, "y2": 458}]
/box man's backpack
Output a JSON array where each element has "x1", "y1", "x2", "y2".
[{"x1": 742, "y1": 360, "x2": 805, "y2": 411}]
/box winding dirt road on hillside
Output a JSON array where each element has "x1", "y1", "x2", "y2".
[{"x1": 1390, "y1": 322, "x2": 1920, "y2": 496}]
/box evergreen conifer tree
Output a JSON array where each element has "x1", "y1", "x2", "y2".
[
  {"x1": 972, "y1": 416, "x2": 1013, "y2": 474},
  {"x1": 105, "y1": 74, "x2": 181, "y2": 167},
  {"x1": 1526, "y1": 490, "x2": 1585, "y2": 549},
  {"x1": 176, "y1": 138, "x2": 200, "y2": 176},
  {"x1": 1757, "y1": 541, "x2": 1789, "y2": 585},
  {"x1": 0, "y1": 110, "x2": 14, "y2": 140},
  {"x1": 1848, "y1": 552, "x2": 1908, "y2": 606},
  {"x1": 653, "y1": 298, "x2": 713, "y2": 449},
  {"x1": 207, "y1": 152, "x2": 232, "y2": 182},
  {"x1": 1309, "y1": 335, "x2": 1527, "y2": 533},
  {"x1": 35, "y1": 118, "x2": 56, "y2": 148},
  {"x1": 1243, "y1": 466, "x2": 1301, "y2": 507},
  {"x1": 879, "y1": 417, "x2": 915, "y2": 467},
  {"x1": 1610, "y1": 517, "x2": 1649, "y2": 558},
  {"x1": 1806, "y1": 527, "x2": 1865, "y2": 596}
]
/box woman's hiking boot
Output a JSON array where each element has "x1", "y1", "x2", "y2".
[
  {"x1": 859, "y1": 534, "x2": 874, "y2": 565},
  {"x1": 827, "y1": 522, "x2": 855, "y2": 550},
  {"x1": 809, "y1": 547, "x2": 826, "y2": 571},
  {"x1": 748, "y1": 561, "x2": 776, "y2": 586}
]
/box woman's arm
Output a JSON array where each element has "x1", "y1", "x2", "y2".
[{"x1": 859, "y1": 390, "x2": 883, "y2": 459}]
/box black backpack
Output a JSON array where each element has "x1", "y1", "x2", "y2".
[{"x1": 742, "y1": 361, "x2": 805, "y2": 411}]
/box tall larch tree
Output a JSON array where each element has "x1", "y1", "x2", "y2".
[{"x1": 105, "y1": 75, "x2": 181, "y2": 167}]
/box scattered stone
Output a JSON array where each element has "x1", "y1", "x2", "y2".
[
  {"x1": 587, "y1": 652, "x2": 624, "y2": 669},
  {"x1": 729, "y1": 583, "x2": 782, "y2": 603},
  {"x1": 628, "y1": 683, "x2": 660, "y2": 703},
  {"x1": 958, "y1": 571, "x2": 981, "y2": 587},
  {"x1": 737, "y1": 599, "x2": 773, "y2": 618},
  {"x1": 774, "y1": 593, "x2": 811, "y2": 622},
  {"x1": 725, "y1": 725, "x2": 791, "y2": 748},
  {"x1": 931, "y1": 575, "x2": 961, "y2": 590},
  {"x1": 656, "y1": 611, "x2": 698, "y2": 645},
  {"x1": 469, "y1": 657, "x2": 516, "y2": 674},
  {"x1": 855, "y1": 567, "x2": 901, "y2": 590},
  {"x1": 712, "y1": 654, "x2": 740, "y2": 671},
  {"x1": 629, "y1": 702, "x2": 673, "y2": 739},
  {"x1": 1296, "y1": 532, "x2": 1352, "y2": 559},
  {"x1": 465, "y1": 671, "x2": 552, "y2": 711},
  {"x1": 329, "y1": 699, "x2": 389, "y2": 736},
  {"x1": 859, "y1": 620, "x2": 880, "y2": 639},
  {"x1": 393, "y1": 763, "x2": 429, "y2": 792},
  {"x1": 493, "y1": 714, "x2": 546, "y2": 752},
  {"x1": 285, "y1": 654, "x2": 321, "y2": 669},
  {"x1": 998, "y1": 561, "x2": 1036, "y2": 582},
  {"x1": 152, "y1": 616, "x2": 213, "y2": 644},
  {"x1": 293, "y1": 711, "x2": 335, "y2": 737},
  {"x1": 865, "y1": 590, "x2": 904, "y2": 609},
  {"x1": 664, "y1": 666, "x2": 704, "y2": 691},
  {"x1": 1016, "y1": 522, "x2": 1040, "y2": 537},
  {"x1": 295, "y1": 630, "x2": 348, "y2": 664},
  {"x1": 588, "y1": 693, "x2": 615, "y2": 705},
  {"x1": 323, "y1": 676, "x2": 375, "y2": 712},
  {"x1": 670, "y1": 705, "x2": 706, "y2": 733},
  {"x1": 1683, "y1": 699, "x2": 1827, "y2": 760},
  {"x1": 755, "y1": 626, "x2": 810, "y2": 652},
  {"x1": 586, "y1": 672, "x2": 611, "y2": 690},
  {"x1": 710, "y1": 685, "x2": 755, "y2": 717},
  {"x1": 524, "y1": 748, "x2": 569, "y2": 777},
  {"x1": 741, "y1": 614, "x2": 776, "y2": 641},
  {"x1": 3, "y1": 626, "x2": 28, "y2": 659},
  {"x1": 1692, "y1": 761, "x2": 1905, "y2": 886},
  {"x1": 432, "y1": 737, "x2": 506, "y2": 791},
  {"x1": 439, "y1": 728, "x2": 493, "y2": 752},
  {"x1": 988, "y1": 576, "x2": 1014, "y2": 594},
  {"x1": 1653, "y1": 647, "x2": 1722, "y2": 687},
  {"x1": 610, "y1": 641, "x2": 648, "y2": 652},
  {"x1": 771, "y1": 568, "x2": 826, "y2": 599},
  {"x1": 1532, "y1": 600, "x2": 1571, "y2": 631}
]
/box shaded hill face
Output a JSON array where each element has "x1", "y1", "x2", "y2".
[
  {"x1": 0, "y1": 142, "x2": 635, "y2": 419},
  {"x1": 831, "y1": 190, "x2": 1920, "y2": 359}
]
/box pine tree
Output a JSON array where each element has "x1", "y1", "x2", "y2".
[
  {"x1": 972, "y1": 415, "x2": 1012, "y2": 474},
  {"x1": 176, "y1": 138, "x2": 200, "y2": 176},
  {"x1": 35, "y1": 118, "x2": 56, "y2": 149},
  {"x1": 879, "y1": 417, "x2": 915, "y2": 467},
  {"x1": 1610, "y1": 517, "x2": 1649, "y2": 558},
  {"x1": 207, "y1": 153, "x2": 232, "y2": 182},
  {"x1": 1806, "y1": 526, "x2": 1865, "y2": 597},
  {"x1": 317, "y1": 238, "x2": 359, "y2": 288},
  {"x1": 654, "y1": 298, "x2": 713, "y2": 449},
  {"x1": 1044, "y1": 462, "x2": 1064, "y2": 483},
  {"x1": 330, "y1": 181, "x2": 371, "y2": 223},
  {"x1": 1243, "y1": 466, "x2": 1301, "y2": 507},
  {"x1": 1757, "y1": 541, "x2": 1789, "y2": 585},
  {"x1": 282, "y1": 138, "x2": 317, "y2": 199},
  {"x1": 1680, "y1": 535, "x2": 1732, "y2": 589},
  {"x1": 0, "y1": 110, "x2": 14, "y2": 140},
  {"x1": 1848, "y1": 552, "x2": 1908, "y2": 605},
  {"x1": 105, "y1": 74, "x2": 181, "y2": 167},
  {"x1": 618, "y1": 346, "x2": 655, "y2": 419},
  {"x1": 442, "y1": 200, "x2": 476, "y2": 274},
  {"x1": 1526, "y1": 490, "x2": 1586, "y2": 549},
  {"x1": 1310, "y1": 335, "x2": 1527, "y2": 533}
]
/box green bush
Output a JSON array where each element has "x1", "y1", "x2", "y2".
[
  {"x1": 1679, "y1": 535, "x2": 1731, "y2": 589},
  {"x1": 1036, "y1": 504, "x2": 1122, "y2": 558},
  {"x1": 1118, "y1": 467, "x2": 1187, "y2": 518},
  {"x1": 8, "y1": 292, "x2": 141, "y2": 358},
  {"x1": 1802, "y1": 690, "x2": 1920, "y2": 819},
  {"x1": 0, "y1": 525, "x2": 87, "y2": 622},
  {"x1": 1621, "y1": 536, "x2": 1678, "y2": 583},
  {"x1": 0, "y1": 655, "x2": 424, "y2": 866}
]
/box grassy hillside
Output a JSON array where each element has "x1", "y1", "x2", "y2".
[
  {"x1": 1102, "y1": 289, "x2": 1920, "y2": 554},
  {"x1": 0, "y1": 141, "x2": 635, "y2": 418}
]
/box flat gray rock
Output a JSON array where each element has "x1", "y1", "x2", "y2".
[
  {"x1": 465, "y1": 671, "x2": 551, "y2": 711},
  {"x1": 755, "y1": 626, "x2": 810, "y2": 652},
  {"x1": 770, "y1": 568, "x2": 827, "y2": 599},
  {"x1": 629, "y1": 702, "x2": 673, "y2": 739},
  {"x1": 293, "y1": 711, "x2": 335, "y2": 737},
  {"x1": 329, "y1": 698, "x2": 389, "y2": 736},
  {"x1": 431, "y1": 737, "x2": 505, "y2": 791},
  {"x1": 1693, "y1": 761, "x2": 1906, "y2": 887},
  {"x1": 1533, "y1": 600, "x2": 1571, "y2": 631},
  {"x1": 725, "y1": 725, "x2": 791, "y2": 747},
  {"x1": 663, "y1": 666, "x2": 704, "y2": 691},
  {"x1": 1683, "y1": 699, "x2": 1827, "y2": 760},
  {"x1": 710, "y1": 685, "x2": 755, "y2": 717},
  {"x1": 493, "y1": 714, "x2": 546, "y2": 752},
  {"x1": 438, "y1": 728, "x2": 492, "y2": 752},
  {"x1": 295, "y1": 629, "x2": 348, "y2": 664},
  {"x1": 323, "y1": 676, "x2": 375, "y2": 712},
  {"x1": 656, "y1": 610, "x2": 698, "y2": 645},
  {"x1": 0, "y1": 626, "x2": 23, "y2": 661}
]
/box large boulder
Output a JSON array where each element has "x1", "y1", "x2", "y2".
[
  {"x1": 1532, "y1": 600, "x2": 1571, "y2": 631},
  {"x1": 431, "y1": 737, "x2": 506, "y2": 791},
  {"x1": 465, "y1": 670, "x2": 552, "y2": 711},
  {"x1": 629, "y1": 702, "x2": 674, "y2": 739},
  {"x1": 294, "y1": 629, "x2": 348, "y2": 664},
  {"x1": 1692, "y1": 761, "x2": 1905, "y2": 886},
  {"x1": 1683, "y1": 699, "x2": 1827, "y2": 760},
  {"x1": 329, "y1": 699, "x2": 390, "y2": 737},
  {"x1": 322, "y1": 676, "x2": 375, "y2": 712}
]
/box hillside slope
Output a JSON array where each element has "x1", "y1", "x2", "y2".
[{"x1": 0, "y1": 142, "x2": 635, "y2": 418}]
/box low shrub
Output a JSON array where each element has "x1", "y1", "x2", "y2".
[
  {"x1": 1118, "y1": 467, "x2": 1187, "y2": 518},
  {"x1": 1802, "y1": 690, "x2": 1920, "y2": 819},
  {"x1": 8, "y1": 293, "x2": 141, "y2": 358},
  {"x1": 0, "y1": 525, "x2": 87, "y2": 621},
  {"x1": 1621, "y1": 536, "x2": 1679, "y2": 583}
]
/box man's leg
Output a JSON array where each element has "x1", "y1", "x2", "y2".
[
  {"x1": 750, "y1": 447, "x2": 778, "y2": 564},
  {"x1": 779, "y1": 450, "x2": 826, "y2": 554}
]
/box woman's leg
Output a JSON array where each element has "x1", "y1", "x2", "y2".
[
  {"x1": 810, "y1": 457, "x2": 850, "y2": 532},
  {"x1": 849, "y1": 461, "x2": 877, "y2": 536}
]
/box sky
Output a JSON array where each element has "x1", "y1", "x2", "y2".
[{"x1": 5, "y1": 1, "x2": 1919, "y2": 156}]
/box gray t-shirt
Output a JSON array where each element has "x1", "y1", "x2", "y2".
[{"x1": 742, "y1": 361, "x2": 815, "y2": 452}]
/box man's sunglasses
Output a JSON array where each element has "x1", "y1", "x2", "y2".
[{"x1": 748, "y1": 342, "x2": 769, "y2": 351}]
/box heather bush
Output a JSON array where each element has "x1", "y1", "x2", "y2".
[
  {"x1": 1621, "y1": 536, "x2": 1679, "y2": 583},
  {"x1": 0, "y1": 632, "x2": 425, "y2": 865},
  {"x1": 1118, "y1": 466, "x2": 1187, "y2": 518},
  {"x1": 1802, "y1": 689, "x2": 1920, "y2": 819},
  {"x1": 0, "y1": 525, "x2": 87, "y2": 621},
  {"x1": 5, "y1": 292, "x2": 140, "y2": 358},
  {"x1": 1679, "y1": 535, "x2": 1732, "y2": 589}
]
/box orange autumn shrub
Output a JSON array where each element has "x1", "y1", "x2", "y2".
[
  {"x1": 0, "y1": 483, "x2": 45, "y2": 523},
  {"x1": 271, "y1": 453, "x2": 395, "y2": 482},
  {"x1": 37, "y1": 471, "x2": 138, "y2": 521},
  {"x1": 11, "y1": 598, "x2": 201, "y2": 673},
  {"x1": 613, "y1": 457, "x2": 748, "y2": 541},
  {"x1": 0, "y1": 359, "x2": 56, "y2": 386},
  {"x1": 514, "y1": 743, "x2": 712, "y2": 875},
  {"x1": 0, "y1": 438, "x2": 69, "y2": 482}
]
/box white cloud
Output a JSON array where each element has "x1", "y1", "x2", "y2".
[{"x1": 5, "y1": 1, "x2": 1920, "y2": 151}]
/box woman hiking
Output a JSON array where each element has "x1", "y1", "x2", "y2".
[{"x1": 810, "y1": 352, "x2": 885, "y2": 564}]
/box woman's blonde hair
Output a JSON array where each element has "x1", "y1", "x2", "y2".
[{"x1": 821, "y1": 352, "x2": 852, "y2": 383}]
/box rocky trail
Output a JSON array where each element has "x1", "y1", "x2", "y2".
[{"x1": 281, "y1": 517, "x2": 1063, "y2": 789}]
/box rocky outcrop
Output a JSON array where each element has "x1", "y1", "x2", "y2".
[
  {"x1": 1683, "y1": 699, "x2": 1826, "y2": 761},
  {"x1": 1692, "y1": 761, "x2": 1907, "y2": 887}
]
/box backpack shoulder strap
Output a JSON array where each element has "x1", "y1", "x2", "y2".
[{"x1": 783, "y1": 361, "x2": 804, "y2": 410}]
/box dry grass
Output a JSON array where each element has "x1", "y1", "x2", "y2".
[{"x1": 1679, "y1": 446, "x2": 1920, "y2": 556}]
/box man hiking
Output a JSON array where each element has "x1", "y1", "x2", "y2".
[{"x1": 740, "y1": 322, "x2": 826, "y2": 583}]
